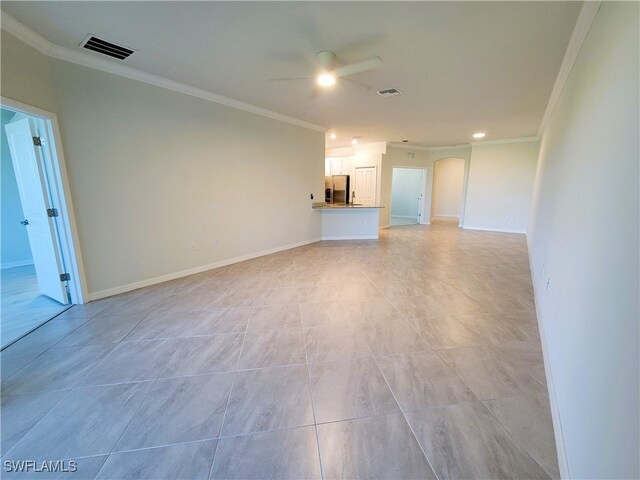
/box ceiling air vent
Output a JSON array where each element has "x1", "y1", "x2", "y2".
[
  {"x1": 80, "y1": 35, "x2": 135, "y2": 60},
  {"x1": 377, "y1": 88, "x2": 401, "y2": 97}
]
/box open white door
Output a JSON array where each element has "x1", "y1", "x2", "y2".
[{"x1": 5, "y1": 118, "x2": 69, "y2": 304}]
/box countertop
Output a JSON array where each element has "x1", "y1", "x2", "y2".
[{"x1": 312, "y1": 202, "x2": 384, "y2": 209}]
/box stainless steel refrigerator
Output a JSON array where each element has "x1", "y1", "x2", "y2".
[{"x1": 325, "y1": 175, "x2": 350, "y2": 204}]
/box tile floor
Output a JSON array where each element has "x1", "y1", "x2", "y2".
[
  {"x1": 0, "y1": 221, "x2": 558, "y2": 479},
  {"x1": 389, "y1": 215, "x2": 418, "y2": 226},
  {"x1": 1, "y1": 265, "x2": 70, "y2": 348}
]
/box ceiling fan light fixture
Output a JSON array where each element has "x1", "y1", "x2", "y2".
[{"x1": 317, "y1": 73, "x2": 336, "y2": 87}]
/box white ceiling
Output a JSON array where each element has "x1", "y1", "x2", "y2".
[{"x1": 2, "y1": 1, "x2": 582, "y2": 148}]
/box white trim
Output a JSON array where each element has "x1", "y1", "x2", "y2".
[
  {"x1": 433, "y1": 214, "x2": 459, "y2": 219},
  {"x1": 391, "y1": 215, "x2": 419, "y2": 220},
  {"x1": 387, "y1": 142, "x2": 473, "y2": 152},
  {"x1": 321, "y1": 235, "x2": 378, "y2": 240},
  {"x1": 89, "y1": 237, "x2": 321, "y2": 300},
  {"x1": 387, "y1": 143, "x2": 432, "y2": 152},
  {"x1": 1, "y1": 96, "x2": 88, "y2": 305},
  {"x1": 0, "y1": 13, "x2": 326, "y2": 134},
  {"x1": 470, "y1": 136, "x2": 539, "y2": 146},
  {"x1": 427, "y1": 144, "x2": 471, "y2": 152},
  {"x1": 1, "y1": 260, "x2": 34, "y2": 270},
  {"x1": 462, "y1": 225, "x2": 526, "y2": 234},
  {"x1": 527, "y1": 237, "x2": 570, "y2": 479},
  {"x1": 537, "y1": 2, "x2": 601, "y2": 136}
]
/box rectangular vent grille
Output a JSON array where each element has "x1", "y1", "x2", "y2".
[
  {"x1": 377, "y1": 88, "x2": 401, "y2": 97},
  {"x1": 80, "y1": 35, "x2": 135, "y2": 60}
]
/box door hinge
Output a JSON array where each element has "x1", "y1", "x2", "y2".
[
  {"x1": 47, "y1": 208, "x2": 59, "y2": 217},
  {"x1": 32, "y1": 136, "x2": 43, "y2": 146},
  {"x1": 60, "y1": 273, "x2": 71, "y2": 282}
]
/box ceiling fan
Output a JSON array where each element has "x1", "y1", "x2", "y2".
[{"x1": 271, "y1": 50, "x2": 383, "y2": 98}]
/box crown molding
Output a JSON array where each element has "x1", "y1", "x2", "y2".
[
  {"x1": 470, "y1": 136, "x2": 539, "y2": 146},
  {"x1": 0, "y1": 12, "x2": 327, "y2": 133},
  {"x1": 388, "y1": 142, "x2": 473, "y2": 152},
  {"x1": 427, "y1": 143, "x2": 471, "y2": 151},
  {"x1": 387, "y1": 143, "x2": 432, "y2": 152},
  {"x1": 537, "y1": 1, "x2": 601, "y2": 137}
]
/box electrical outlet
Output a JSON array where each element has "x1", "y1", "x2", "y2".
[
  {"x1": 190, "y1": 241, "x2": 197, "y2": 250},
  {"x1": 215, "y1": 239, "x2": 221, "y2": 247}
]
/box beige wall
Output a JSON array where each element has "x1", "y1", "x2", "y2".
[
  {"x1": 528, "y1": 3, "x2": 639, "y2": 478},
  {"x1": 463, "y1": 140, "x2": 539, "y2": 233},
  {"x1": 1, "y1": 32, "x2": 324, "y2": 297},
  {"x1": 432, "y1": 157, "x2": 465, "y2": 219},
  {"x1": 380, "y1": 145, "x2": 471, "y2": 227}
]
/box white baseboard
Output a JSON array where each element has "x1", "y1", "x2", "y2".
[
  {"x1": 526, "y1": 236, "x2": 570, "y2": 478},
  {"x1": 433, "y1": 214, "x2": 459, "y2": 219},
  {"x1": 321, "y1": 235, "x2": 379, "y2": 240},
  {"x1": 89, "y1": 237, "x2": 322, "y2": 301},
  {"x1": 462, "y1": 225, "x2": 526, "y2": 234},
  {"x1": 1, "y1": 260, "x2": 34, "y2": 269},
  {"x1": 391, "y1": 215, "x2": 419, "y2": 219}
]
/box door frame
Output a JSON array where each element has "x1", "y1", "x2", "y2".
[
  {"x1": 389, "y1": 166, "x2": 429, "y2": 225},
  {"x1": 1, "y1": 96, "x2": 88, "y2": 304},
  {"x1": 354, "y1": 165, "x2": 377, "y2": 206}
]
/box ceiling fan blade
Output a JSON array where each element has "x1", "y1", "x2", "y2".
[{"x1": 332, "y1": 56, "x2": 382, "y2": 78}]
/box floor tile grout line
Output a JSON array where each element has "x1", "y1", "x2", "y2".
[
  {"x1": 99, "y1": 337, "x2": 186, "y2": 469},
  {"x1": 1, "y1": 314, "x2": 97, "y2": 384},
  {"x1": 1, "y1": 304, "x2": 74, "y2": 352},
  {"x1": 209, "y1": 305, "x2": 250, "y2": 476},
  {"x1": 431, "y1": 333, "x2": 555, "y2": 477},
  {"x1": 1, "y1": 387, "x2": 75, "y2": 460},
  {"x1": 299, "y1": 302, "x2": 325, "y2": 480},
  {"x1": 364, "y1": 329, "x2": 441, "y2": 480},
  {"x1": 477, "y1": 398, "x2": 555, "y2": 479}
]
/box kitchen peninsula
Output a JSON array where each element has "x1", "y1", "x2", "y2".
[{"x1": 312, "y1": 203, "x2": 383, "y2": 240}]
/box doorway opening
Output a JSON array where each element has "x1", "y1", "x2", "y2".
[
  {"x1": 390, "y1": 167, "x2": 427, "y2": 226},
  {"x1": 431, "y1": 157, "x2": 465, "y2": 224},
  {"x1": 1, "y1": 99, "x2": 85, "y2": 349}
]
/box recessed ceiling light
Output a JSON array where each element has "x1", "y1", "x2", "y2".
[
  {"x1": 317, "y1": 73, "x2": 336, "y2": 87},
  {"x1": 473, "y1": 132, "x2": 486, "y2": 139},
  {"x1": 329, "y1": 132, "x2": 337, "y2": 140},
  {"x1": 352, "y1": 137, "x2": 359, "y2": 145}
]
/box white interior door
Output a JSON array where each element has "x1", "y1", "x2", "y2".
[
  {"x1": 5, "y1": 118, "x2": 69, "y2": 304},
  {"x1": 355, "y1": 166, "x2": 377, "y2": 206}
]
